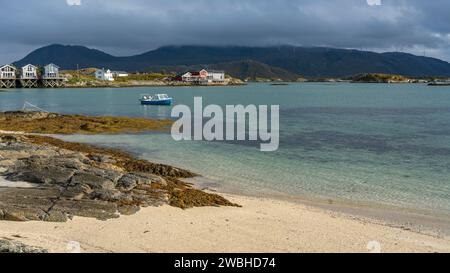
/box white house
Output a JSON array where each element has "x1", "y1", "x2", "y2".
[
  {"x1": 180, "y1": 69, "x2": 225, "y2": 83},
  {"x1": 43, "y1": 63, "x2": 60, "y2": 78},
  {"x1": 0, "y1": 64, "x2": 17, "y2": 79},
  {"x1": 181, "y1": 72, "x2": 191, "y2": 82},
  {"x1": 181, "y1": 72, "x2": 198, "y2": 82},
  {"x1": 207, "y1": 70, "x2": 225, "y2": 83},
  {"x1": 95, "y1": 69, "x2": 114, "y2": 81},
  {"x1": 21, "y1": 64, "x2": 38, "y2": 79}
]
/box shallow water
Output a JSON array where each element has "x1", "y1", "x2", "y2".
[{"x1": 2, "y1": 83, "x2": 450, "y2": 220}]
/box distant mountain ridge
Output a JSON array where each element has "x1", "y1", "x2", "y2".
[{"x1": 14, "y1": 44, "x2": 450, "y2": 79}]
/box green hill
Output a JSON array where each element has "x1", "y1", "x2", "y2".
[{"x1": 14, "y1": 44, "x2": 450, "y2": 79}]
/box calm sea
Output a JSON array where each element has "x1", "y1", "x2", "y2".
[{"x1": 2, "y1": 83, "x2": 450, "y2": 229}]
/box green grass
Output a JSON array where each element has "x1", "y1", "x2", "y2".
[{"x1": 62, "y1": 69, "x2": 98, "y2": 85}]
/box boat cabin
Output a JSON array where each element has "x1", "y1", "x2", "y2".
[
  {"x1": 141, "y1": 94, "x2": 170, "y2": 101},
  {"x1": 140, "y1": 93, "x2": 172, "y2": 105}
]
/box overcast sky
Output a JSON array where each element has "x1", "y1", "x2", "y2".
[{"x1": 1, "y1": 0, "x2": 450, "y2": 64}]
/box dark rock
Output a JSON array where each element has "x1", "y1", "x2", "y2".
[
  {"x1": 5, "y1": 157, "x2": 78, "y2": 185},
  {"x1": 52, "y1": 199, "x2": 119, "y2": 221},
  {"x1": 116, "y1": 172, "x2": 166, "y2": 192},
  {"x1": 118, "y1": 205, "x2": 140, "y2": 215},
  {"x1": 71, "y1": 172, "x2": 115, "y2": 190},
  {"x1": 88, "y1": 154, "x2": 114, "y2": 164},
  {"x1": 42, "y1": 210, "x2": 68, "y2": 222},
  {"x1": 88, "y1": 189, "x2": 122, "y2": 202},
  {"x1": 60, "y1": 184, "x2": 89, "y2": 200},
  {"x1": 0, "y1": 239, "x2": 48, "y2": 253},
  {"x1": 6, "y1": 167, "x2": 74, "y2": 185},
  {"x1": 116, "y1": 174, "x2": 139, "y2": 191},
  {"x1": 89, "y1": 168, "x2": 122, "y2": 184}
]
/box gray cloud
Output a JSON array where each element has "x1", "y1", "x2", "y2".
[{"x1": 0, "y1": 0, "x2": 449, "y2": 63}]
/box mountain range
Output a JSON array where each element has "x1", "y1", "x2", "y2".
[{"x1": 14, "y1": 44, "x2": 450, "y2": 80}]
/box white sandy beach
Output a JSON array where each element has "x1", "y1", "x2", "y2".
[{"x1": 1, "y1": 193, "x2": 449, "y2": 253}]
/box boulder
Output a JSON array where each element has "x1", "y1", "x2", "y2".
[
  {"x1": 0, "y1": 239, "x2": 48, "y2": 253},
  {"x1": 71, "y1": 172, "x2": 115, "y2": 190}
]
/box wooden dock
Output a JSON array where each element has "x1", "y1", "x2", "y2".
[
  {"x1": 0, "y1": 79, "x2": 16, "y2": 88},
  {"x1": 20, "y1": 79, "x2": 39, "y2": 88},
  {"x1": 0, "y1": 78, "x2": 66, "y2": 89},
  {"x1": 42, "y1": 78, "x2": 66, "y2": 88}
]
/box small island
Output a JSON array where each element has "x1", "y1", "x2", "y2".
[{"x1": 347, "y1": 73, "x2": 412, "y2": 83}]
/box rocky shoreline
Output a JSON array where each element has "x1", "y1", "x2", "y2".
[
  {"x1": 0, "y1": 239, "x2": 48, "y2": 253},
  {"x1": 0, "y1": 112, "x2": 238, "y2": 223},
  {"x1": 64, "y1": 80, "x2": 246, "y2": 88}
]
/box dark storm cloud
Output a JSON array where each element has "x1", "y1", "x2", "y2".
[{"x1": 0, "y1": 0, "x2": 449, "y2": 63}]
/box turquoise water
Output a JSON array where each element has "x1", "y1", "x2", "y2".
[{"x1": 2, "y1": 83, "x2": 450, "y2": 217}]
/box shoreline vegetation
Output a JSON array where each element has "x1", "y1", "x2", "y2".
[
  {"x1": 53, "y1": 71, "x2": 450, "y2": 87},
  {"x1": 1, "y1": 111, "x2": 450, "y2": 253},
  {"x1": 0, "y1": 111, "x2": 174, "y2": 134}
]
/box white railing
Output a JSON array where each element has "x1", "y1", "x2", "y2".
[{"x1": 22, "y1": 102, "x2": 49, "y2": 113}]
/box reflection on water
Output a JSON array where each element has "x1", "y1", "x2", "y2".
[{"x1": 141, "y1": 105, "x2": 172, "y2": 119}]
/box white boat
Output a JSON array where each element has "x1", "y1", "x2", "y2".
[{"x1": 139, "y1": 94, "x2": 173, "y2": 105}]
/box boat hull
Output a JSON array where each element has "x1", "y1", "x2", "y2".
[{"x1": 140, "y1": 99, "x2": 173, "y2": 106}]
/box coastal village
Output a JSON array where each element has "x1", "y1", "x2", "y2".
[
  {"x1": 0, "y1": 64, "x2": 65, "y2": 89},
  {"x1": 1, "y1": 61, "x2": 449, "y2": 89},
  {"x1": 0, "y1": 63, "x2": 233, "y2": 89}
]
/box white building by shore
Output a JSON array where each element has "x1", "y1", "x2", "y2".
[
  {"x1": 207, "y1": 70, "x2": 225, "y2": 83},
  {"x1": 95, "y1": 69, "x2": 114, "y2": 81},
  {"x1": 0, "y1": 64, "x2": 17, "y2": 79},
  {"x1": 21, "y1": 64, "x2": 38, "y2": 79},
  {"x1": 43, "y1": 63, "x2": 61, "y2": 79},
  {"x1": 112, "y1": 71, "x2": 129, "y2": 77},
  {"x1": 180, "y1": 69, "x2": 225, "y2": 83}
]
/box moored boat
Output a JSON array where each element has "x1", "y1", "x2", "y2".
[
  {"x1": 428, "y1": 81, "x2": 450, "y2": 86},
  {"x1": 139, "y1": 94, "x2": 173, "y2": 105}
]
